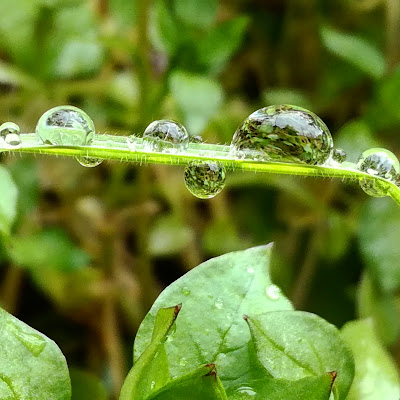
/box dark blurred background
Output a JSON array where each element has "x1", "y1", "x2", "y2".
[{"x1": 0, "y1": 0, "x2": 400, "y2": 398}]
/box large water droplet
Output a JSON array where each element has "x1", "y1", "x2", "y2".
[
  {"x1": 356, "y1": 148, "x2": 400, "y2": 197},
  {"x1": 230, "y1": 105, "x2": 333, "y2": 164},
  {"x1": 0, "y1": 122, "x2": 21, "y2": 147},
  {"x1": 76, "y1": 156, "x2": 103, "y2": 168},
  {"x1": 266, "y1": 284, "x2": 282, "y2": 300},
  {"x1": 7, "y1": 322, "x2": 46, "y2": 356},
  {"x1": 143, "y1": 120, "x2": 189, "y2": 153},
  {"x1": 184, "y1": 161, "x2": 226, "y2": 199},
  {"x1": 35, "y1": 105, "x2": 95, "y2": 146}
]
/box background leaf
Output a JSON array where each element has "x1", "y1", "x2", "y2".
[
  {"x1": 320, "y1": 26, "x2": 386, "y2": 79},
  {"x1": 358, "y1": 198, "x2": 400, "y2": 293},
  {"x1": 0, "y1": 165, "x2": 18, "y2": 237},
  {"x1": 169, "y1": 71, "x2": 224, "y2": 134},
  {"x1": 341, "y1": 319, "x2": 400, "y2": 400},
  {"x1": 9, "y1": 228, "x2": 90, "y2": 272}
]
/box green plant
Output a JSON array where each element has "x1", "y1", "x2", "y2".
[{"x1": 0, "y1": 102, "x2": 399, "y2": 399}]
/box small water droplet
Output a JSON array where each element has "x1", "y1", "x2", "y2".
[
  {"x1": 179, "y1": 357, "x2": 187, "y2": 366},
  {"x1": 127, "y1": 134, "x2": 139, "y2": 151},
  {"x1": 356, "y1": 148, "x2": 400, "y2": 197},
  {"x1": 7, "y1": 322, "x2": 46, "y2": 356},
  {"x1": 181, "y1": 286, "x2": 191, "y2": 296},
  {"x1": 150, "y1": 380, "x2": 156, "y2": 390},
  {"x1": 266, "y1": 284, "x2": 282, "y2": 300},
  {"x1": 76, "y1": 156, "x2": 103, "y2": 167},
  {"x1": 230, "y1": 105, "x2": 333, "y2": 164},
  {"x1": 247, "y1": 267, "x2": 255, "y2": 274},
  {"x1": 190, "y1": 135, "x2": 203, "y2": 143},
  {"x1": 236, "y1": 386, "x2": 256, "y2": 396},
  {"x1": 184, "y1": 160, "x2": 226, "y2": 199},
  {"x1": 35, "y1": 105, "x2": 95, "y2": 146},
  {"x1": 215, "y1": 298, "x2": 224, "y2": 309},
  {"x1": 332, "y1": 148, "x2": 346, "y2": 163},
  {"x1": 143, "y1": 120, "x2": 189, "y2": 153},
  {"x1": 0, "y1": 122, "x2": 21, "y2": 147},
  {"x1": 205, "y1": 329, "x2": 210, "y2": 336}
]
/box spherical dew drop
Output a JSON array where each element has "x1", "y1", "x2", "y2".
[
  {"x1": 230, "y1": 104, "x2": 333, "y2": 165},
  {"x1": 184, "y1": 160, "x2": 226, "y2": 199},
  {"x1": 35, "y1": 105, "x2": 95, "y2": 146},
  {"x1": 356, "y1": 148, "x2": 400, "y2": 197},
  {"x1": 143, "y1": 119, "x2": 189, "y2": 153}
]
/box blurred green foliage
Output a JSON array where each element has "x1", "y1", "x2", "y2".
[{"x1": 0, "y1": 0, "x2": 400, "y2": 398}]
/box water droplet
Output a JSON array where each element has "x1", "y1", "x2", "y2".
[
  {"x1": 332, "y1": 148, "x2": 346, "y2": 163},
  {"x1": 184, "y1": 160, "x2": 226, "y2": 199},
  {"x1": 0, "y1": 122, "x2": 21, "y2": 146},
  {"x1": 7, "y1": 322, "x2": 46, "y2": 356},
  {"x1": 236, "y1": 386, "x2": 256, "y2": 396},
  {"x1": 35, "y1": 105, "x2": 95, "y2": 146},
  {"x1": 143, "y1": 120, "x2": 189, "y2": 153},
  {"x1": 247, "y1": 267, "x2": 255, "y2": 274},
  {"x1": 215, "y1": 298, "x2": 224, "y2": 309},
  {"x1": 150, "y1": 380, "x2": 156, "y2": 390},
  {"x1": 266, "y1": 284, "x2": 282, "y2": 300},
  {"x1": 230, "y1": 105, "x2": 333, "y2": 165},
  {"x1": 179, "y1": 357, "x2": 187, "y2": 366},
  {"x1": 76, "y1": 156, "x2": 103, "y2": 168},
  {"x1": 356, "y1": 148, "x2": 400, "y2": 197},
  {"x1": 181, "y1": 286, "x2": 191, "y2": 296},
  {"x1": 190, "y1": 135, "x2": 203, "y2": 143}
]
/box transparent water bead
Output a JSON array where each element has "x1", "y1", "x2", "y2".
[
  {"x1": 190, "y1": 135, "x2": 203, "y2": 143},
  {"x1": 357, "y1": 148, "x2": 400, "y2": 197},
  {"x1": 230, "y1": 105, "x2": 333, "y2": 165},
  {"x1": 76, "y1": 156, "x2": 103, "y2": 168},
  {"x1": 36, "y1": 105, "x2": 95, "y2": 146},
  {"x1": 143, "y1": 119, "x2": 189, "y2": 153},
  {"x1": 0, "y1": 122, "x2": 21, "y2": 146},
  {"x1": 332, "y1": 148, "x2": 346, "y2": 163},
  {"x1": 184, "y1": 161, "x2": 226, "y2": 199}
]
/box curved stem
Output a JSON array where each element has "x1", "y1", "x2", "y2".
[{"x1": 5, "y1": 132, "x2": 400, "y2": 207}]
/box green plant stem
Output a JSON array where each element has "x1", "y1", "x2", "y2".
[{"x1": 7, "y1": 133, "x2": 400, "y2": 207}]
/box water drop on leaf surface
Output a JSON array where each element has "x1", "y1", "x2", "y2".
[
  {"x1": 356, "y1": 148, "x2": 400, "y2": 197},
  {"x1": 7, "y1": 321, "x2": 46, "y2": 357},
  {"x1": 230, "y1": 105, "x2": 333, "y2": 164},
  {"x1": 184, "y1": 160, "x2": 226, "y2": 199},
  {"x1": 143, "y1": 119, "x2": 189, "y2": 153},
  {"x1": 266, "y1": 284, "x2": 282, "y2": 300},
  {"x1": 35, "y1": 105, "x2": 95, "y2": 146}
]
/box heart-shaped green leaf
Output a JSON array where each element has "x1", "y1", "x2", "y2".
[{"x1": 134, "y1": 245, "x2": 293, "y2": 392}]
